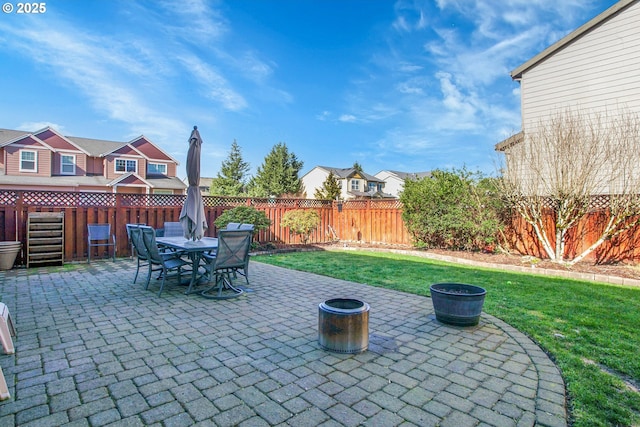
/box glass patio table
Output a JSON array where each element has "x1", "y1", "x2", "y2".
[{"x1": 155, "y1": 236, "x2": 218, "y2": 294}]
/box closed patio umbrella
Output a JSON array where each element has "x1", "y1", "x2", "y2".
[{"x1": 179, "y1": 126, "x2": 208, "y2": 240}]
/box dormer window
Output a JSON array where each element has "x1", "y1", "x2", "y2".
[
  {"x1": 350, "y1": 179, "x2": 359, "y2": 191},
  {"x1": 61, "y1": 154, "x2": 76, "y2": 175},
  {"x1": 148, "y1": 163, "x2": 167, "y2": 175},
  {"x1": 20, "y1": 150, "x2": 37, "y2": 172},
  {"x1": 115, "y1": 159, "x2": 137, "y2": 173}
]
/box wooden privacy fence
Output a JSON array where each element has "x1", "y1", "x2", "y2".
[
  {"x1": 0, "y1": 190, "x2": 410, "y2": 266},
  {"x1": 3, "y1": 190, "x2": 637, "y2": 266},
  {"x1": 503, "y1": 205, "x2": 640, "y2": 263}
]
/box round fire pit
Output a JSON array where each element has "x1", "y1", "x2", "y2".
[{"x1": 318, "y1": 298, "x2": 369, "y2": 354}]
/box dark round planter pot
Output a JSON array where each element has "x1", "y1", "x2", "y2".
[{"x1": 430, "y1": 283, "x2": 486, "y2": 326}]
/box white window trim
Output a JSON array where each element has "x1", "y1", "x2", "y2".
[
  {"x1": 350, "y1": 179, "x2": 359, "y2": 191},
  {"x1": 60, "y1": 154, "x2": 76, "y2": 175},
  {"x1": 19, "y1": 149, "x2": 37, "y2": 172},
  {"x1": 115, "y1": 158, "x2": 137, "y2": 174},
  {"x1": 148, "y1": 162, "x2": 167, "y2": 175}
]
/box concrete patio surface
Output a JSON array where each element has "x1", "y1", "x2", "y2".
[{"x1": 0, "y1": 258, "x2": 567, "y2": 426}]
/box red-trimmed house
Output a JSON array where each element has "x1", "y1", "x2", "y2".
[{"x1": 0, "y1": 126, "x2": 186, "y2": 194}]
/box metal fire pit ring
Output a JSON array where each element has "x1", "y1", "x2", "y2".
[{"x1": 318, "y1": 298, "x2": 369, "y2": 354}]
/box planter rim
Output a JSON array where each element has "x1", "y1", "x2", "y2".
[{"x1": 430, "y1": 282, "x2": 486, "y2": 296}]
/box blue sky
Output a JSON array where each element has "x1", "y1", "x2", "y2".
[{"x1": 0, "y1": 0, "x2": 617, "y2": 180}]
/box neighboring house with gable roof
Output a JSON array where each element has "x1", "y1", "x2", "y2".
[
  {"x1": 0, "y1": 126, "x2": 186, "y2": 194},
  {"x1": 302, "y1": 166, "x2": 394, "y2": 200},
  {"x1": 374, "y1": 170, "x2": 432, "y2": 198},
  {"x1": 496, "y1": 0, "x2": 640, "y2": 187}
]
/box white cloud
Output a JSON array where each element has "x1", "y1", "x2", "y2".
[
  {"x1": 177, "y1": 54, "x2": 247, "y2": 111},
  {"x1": 339, "y1": 114, "x2": 357, "y2": 123},
  {"x1": 398, "y1": 62, "x2": 424, "y2": 73},
  {"x1": 316, "y1": 111, "x2": 331, "y2": 121},
  {"x1": 435, "y1": 72, "x2": 479, "y2": 129},
  {"x1": 396, "y1": 77, "x2": 428, "y2": 95},
  {"x1": 155, "y1": 0, "x2": 228, "y2": 43}
]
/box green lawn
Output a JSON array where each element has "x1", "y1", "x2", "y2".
[{"x1": 256, "y1": 249, "x2": 640, "y2": 427}]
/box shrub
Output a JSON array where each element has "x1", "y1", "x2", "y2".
[
  {"x1": 281, "y1": 209, "x2": 321, "y2": 244},
  {"x1": 400, "y1": 168, "x2": 504, "y2": 251},
  {"x1": 213, "y1": 206, "x2": 271, "y2": 231}
]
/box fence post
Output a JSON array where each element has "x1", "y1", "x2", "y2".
[{"x1": 15, "y1": 191, "x2": 25, "y2": 263}]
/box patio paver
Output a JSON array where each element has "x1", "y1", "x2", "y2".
[{"x1": 0, "y1": 259, "x2": 567, "y2": 426}]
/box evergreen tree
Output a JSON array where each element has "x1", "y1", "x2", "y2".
[
  {"x1": 247, "y1": 142, "x2": 303, "y2": 197},
  {"x1": 209, "y1": 140, "x2": 250, "y2": 196},
  {"x1": 314, "y1": 171, "x2": 341, "y2": 200},
  {"x1": 352, "y1": 161, "x2": 364, "y2": 173}
]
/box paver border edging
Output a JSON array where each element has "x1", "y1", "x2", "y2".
[{"x1": 484, "y1": 313, "x2": 568, "y2": 427}]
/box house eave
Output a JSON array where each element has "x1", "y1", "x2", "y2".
[
  {"x1": 510, "y1": 0, "x2": 638, "y2": 80},
  {"x1": 495, "y1": 131, "x2": 524, "y2": 152}
]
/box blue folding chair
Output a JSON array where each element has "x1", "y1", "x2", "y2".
[{"x1": 87, "y1": 223, "x2": 116, "y2": 263}]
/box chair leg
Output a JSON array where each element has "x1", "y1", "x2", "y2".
[
  {"x1": 157, "y1": 269, "x2": 167, "y2": 297},
  {"x1": 241, "y1": 266, "x2": 249, "y2": 284},
  {"x1": 157, "y1": 265, "x2": 179, "y2": 297},
  {"x1": 133, "y1": 258, "x2": 141, "y2": 283},
  {"x1": 133, "y1": 261, "x2": 138, "y2": 283},
  {"x1": 201, "y1": 270, "x2": 244, "y2": 299},
  {"x1": 144, "y1": 264, "x2": 153, "y2": 290}
]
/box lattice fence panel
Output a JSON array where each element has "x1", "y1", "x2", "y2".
[
  {"x1": 369, "y1": 200, "x2": 403, "y2": 209},
  {"x1": 343, "y1": 200, "x2": 368, "y2": 209},
  {"x1": 120, "y1": 194, "x2": 186, "y2": 207},
  {"x1": 203, "y1": 196, "x2": 248, "y2": 207},
  {"x1": 536, "y1": 194, "x2": 640, "y2": 211},
  {"x1": 590, "y1": 195, "x2": 610, "y2": 210},
  {"x1": 21, "y1": 191, "x2": 118, "y2": 207},
  {"x1": 0, "y1": 190, "x2": 18, "y2": 206},
  {"x1": 250, "y1": 198, "x2": 299, "y2": 208},
  {"x1": 298, "y1": 199, "x2": 332, "y2": 208}
]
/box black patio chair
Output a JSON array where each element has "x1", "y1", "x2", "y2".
[
  {"x1": 140, "y1": 226, "x2": 189, "y2": 297},
  {"x1": 200, "y1": 229, "x2": 253, "y2": 299},
  {"x1": 128, "y1": 226, "x2": 150, "y2": 284},
  {"x1": 126, "y1": 223, "x2": 145, "y2": 258}
]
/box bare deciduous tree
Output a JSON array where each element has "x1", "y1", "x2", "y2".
[{"x1": 499, "y1": 108, "x2": 640, "y2": 264}]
